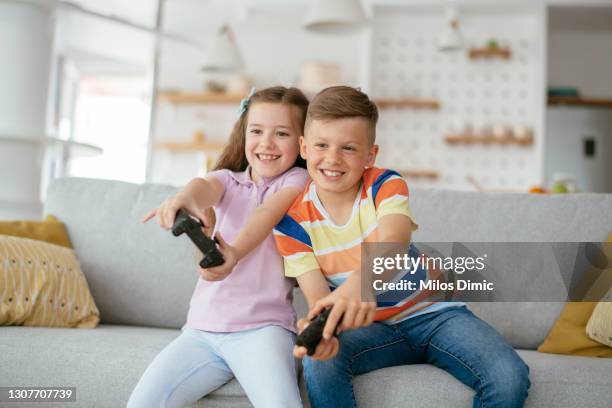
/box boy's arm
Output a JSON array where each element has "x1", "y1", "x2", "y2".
[
  {"x1": 311, "y1": 214, "x2": 414, "y2": 338},
  {"x1": 202, "y1": 187, "x2": 303, "y2": 280},
  {"x1": 373, "y1": 214, "x2": 413, "y2": 282},
  {"x1": 142, "y1": 176, "x2": 225, "y2": 229},
  {"x1": 294, "y1": 269, "x2": 341, "y2": 361},
  {"x1": 297, "y1": 269, "x2": 332, "y2": 309}
]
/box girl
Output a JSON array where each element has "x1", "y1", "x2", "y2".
[{"x1": 128, "y1": 87, "x2": 310, "y2": 408}]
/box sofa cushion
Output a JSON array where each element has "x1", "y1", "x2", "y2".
[
  {"x1": 409, "y1": 188, "x2": 612, "y2": 349},
  {"x1": 44, "y1": 178, "x2": 196, "y2": 328},
  {"x1": 351, "y1": 350, "x2": 612, "y2": 408},
  {"x1": 409, "y1": 189, "x2": 612, "y2": 243},
  {"x1": 0, "y1": 324, "x2": 258, "y2": 408},
  {"x1": 43, "y1": 179, "x2": 612, "y2": 343},
  {"x1": 0, "y1": 235, "x2": 100, "y2": 328},
  {"x1": 467, "y1": 302, "x2": 565, "y2": 350},
  {"x1": 3, "y1": 325, "x2": 611, "y2": 407}
]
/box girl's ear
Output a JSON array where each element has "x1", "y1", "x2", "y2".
[
  {"x1": 299, "y1": 135, "x2": 308, "y2": 159},
  {"x1": 366, "y1": 144, "x2": 379, "y2": 168}
]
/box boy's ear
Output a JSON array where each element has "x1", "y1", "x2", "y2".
[
  {"x1": 299, "y1": 135, "x2": 308, "y2": 159},
  {"x1": 366, "y1": 144, "x2": 379, "y2": 168}
]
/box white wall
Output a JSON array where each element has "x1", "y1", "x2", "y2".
[
  {"x1": 546, "y1": 107, "x2": 612, "y2": 192},
  {"x1": 545, "y1": 4, "x2": 612, "y2": 193},
  {"x1": 152, "y1": 6, "x2": 367, "y2": 185},
  {"x1": 0, "y1": 1, "x2": 55, "y2": 219},
  {"x1": 548, "y1": 31, "x2": 612, "y2": 97},
  {"x1": 55, "y1": 9, "x2": 154, "y2": 70},
  {"x1": 370, "y1": 3, "x2": 546, "y2": 191},
  {"x1": 152, "y1": 2, "x2": 551, "y2": 191}
]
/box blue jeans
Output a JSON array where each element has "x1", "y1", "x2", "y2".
[
  {"x1": 303, "y1": 306, "x2": 530, "y2": 408},
  {"x1": 127, "y1": 325, "x2": 302, "y2": 408}
]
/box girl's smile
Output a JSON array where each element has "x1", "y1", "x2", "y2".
[{"x1": 245, "y1": 102, "x2": 302, "y2": 183}]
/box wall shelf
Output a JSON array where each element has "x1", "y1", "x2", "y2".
[
  {"x1": 468, "y1": 47, "x2": 512, "y2": 60},
  {"x1": 444, "y1": 134, "x2": 533, "y2": 147},
  {"x1": 157, "y1": 92, "x2": 246, "y2": 105},
  {"x1": 398, "y1": 169, "x2": 440, "y2": 180},
  {"x1": 548, "y1": 96, "x2": 612, "y2": 108},
  {"x1": 154, "y1": 132, "x2": 226, "y2": 152},
  {"x1": 375, "y1": 98, "x2": 441, "y2": 110}
]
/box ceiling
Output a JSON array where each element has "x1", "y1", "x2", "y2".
[{"x1": 66, "y1": 0, "x2": 310, "y2": 33}]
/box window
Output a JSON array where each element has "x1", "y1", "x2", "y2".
[{"x1": 68, "y1": 75, "x2": 150, "y2": 183}]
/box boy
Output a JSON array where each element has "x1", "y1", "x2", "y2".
[{"x1": 273, "y1": 86, "x2": 530, "y2": 408}]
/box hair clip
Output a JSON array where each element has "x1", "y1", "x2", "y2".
[{"x1": 237, "y1": 87, "x2": 256, "y2": 117}]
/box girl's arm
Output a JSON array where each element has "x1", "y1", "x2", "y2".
[
  {"x1": 142, "y1": 176, "x2": 225, "y2": 229},
  {"x1": 202, "y1": 186, "x2": 302, "y2": 279},
  {"x1": 232, "y1": 187, "x2": 303, "y2": 260}
]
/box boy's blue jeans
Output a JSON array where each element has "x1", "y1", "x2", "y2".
[{"x1": 303, "y1": 306, "x2": 530, "y2": 408}]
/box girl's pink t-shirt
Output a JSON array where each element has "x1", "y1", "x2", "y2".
[{"x1": 183, "y1": 166, "x2": 309, "y2": 333}]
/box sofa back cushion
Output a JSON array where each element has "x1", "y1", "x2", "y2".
[
  {"x1": 45, "y1": 178, "x2": 612, "y2": 349},
  {"x1": 44, "y1": 178, "x2": 196, "y2": 329},
  {"x1": 408, "y1": 188, "x2": 612, "y2": 349}
]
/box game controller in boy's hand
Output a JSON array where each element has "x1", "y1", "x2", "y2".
[
  {"x1": 295, "y1": 308, "x2": 336, "y2": 356},
  {"x1": 171, "y1": 209, "x2": 224, "y2": 268}
]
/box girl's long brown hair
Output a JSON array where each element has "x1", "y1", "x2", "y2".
[{"x1": 204, "y1": 86, "x2": 309, "y2": 235}]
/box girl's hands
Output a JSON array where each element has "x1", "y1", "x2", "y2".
[
  {"x1": 293, "y1": 318, "x2": 340, "y2": 361},
  {"x1": 143, "y1": 191, "x2": 239, "y2": 281},
  {"x1": 198, "y1": 233, "x2": 238, "y2": 281},
  {"x1": 141, "y1": 192, "x2": 209, "y2": 230}
]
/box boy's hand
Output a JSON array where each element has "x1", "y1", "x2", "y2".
[
  {"x1": 198, "y1": 233, "x2": 237, "y2": 281},
  {"x1": 308, "y1": 273, "x2": 377, "y2": 339},
  {"x1": 141, "y1": 192, "x2": 209, "y2": 230},
  {"x1": 293, "y1": 318, "x2": 339, "y2": 361}
]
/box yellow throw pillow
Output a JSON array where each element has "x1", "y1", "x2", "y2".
[
  {"x1": 586, "y1": 287, "x2": 612, "y2": 347},
  {"x1": 0, "y1": 235, "x2": 99, "y2": 328},
  {"x1": 537, "y1": 233, "x2": 612, "y2": 358},
  {"x1": 0, "y1": 215, "x2": 72, "y2": 248},
  {"x1": 537, "y1": 302, "x2": 612, "y2": 357}
]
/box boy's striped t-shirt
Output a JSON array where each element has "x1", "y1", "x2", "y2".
[{"x1": 273, "y1": 167, "x2": 448, "y2": 324}]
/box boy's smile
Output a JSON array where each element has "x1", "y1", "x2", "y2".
[{"x1": 301, "y1": 117, "x2": 378, "y2": 205}]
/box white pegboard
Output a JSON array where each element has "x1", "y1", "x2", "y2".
[{"x1": 369, "y1": 4, "x2": 545, "y2": 191}]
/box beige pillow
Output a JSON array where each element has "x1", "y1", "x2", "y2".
[
  {"x1": 586, "y1": 288, "x2": 612, "y2": 347},
  {"x1": 0, "y1": 235, "x2": 100, "y2": 328}
]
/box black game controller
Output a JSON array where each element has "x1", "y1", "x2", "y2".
[
  {"x1": 171, "y1": 209, "x2": 224, "y2": 268},
  {"x1": 295, "y1": 308, "x2": 337, "y2": 356}
]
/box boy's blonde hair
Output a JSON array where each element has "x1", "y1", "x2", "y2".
[{"x1": 304, "y1": 86, "x2": 379, "y2": 144}]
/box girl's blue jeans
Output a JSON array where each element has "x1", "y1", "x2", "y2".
[{"x1": 303, "y1": 306, "x2": 530, "y2": 408}]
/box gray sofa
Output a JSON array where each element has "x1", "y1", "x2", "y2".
[{"x1": 2, "y1": 177, "x2": 612, "y2": 408}]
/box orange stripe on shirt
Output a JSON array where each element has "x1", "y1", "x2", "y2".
[
  {"x1": 275, "y1": 235, "x2": 312, "y2": 256},
  {"x1": 362, "y1": 167, "x2": 387, "y2": 187},
  {"x1": 374, "y1": 178, "x2": 409, "y2": 208}
]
